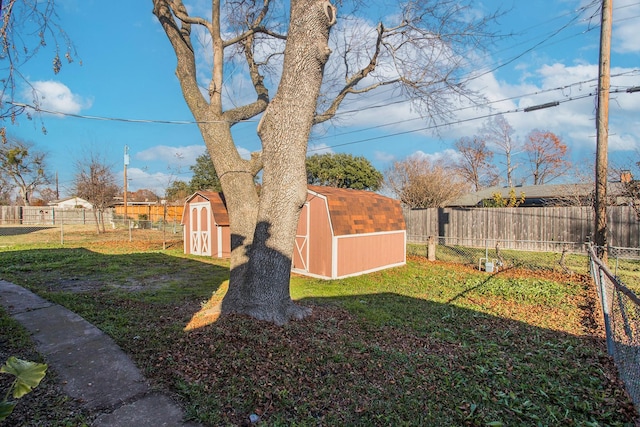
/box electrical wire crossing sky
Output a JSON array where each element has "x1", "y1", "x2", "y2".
[{"x1": 4, "y1": 0, "x2": 640, "y2": 197}]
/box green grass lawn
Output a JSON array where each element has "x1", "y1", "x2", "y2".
[
  {"x1": 0, "y1": 240, "x2": 637, "y2": 426},
  {"x1": 610, "y1": 257, "x2": 640, "y2": 294}
]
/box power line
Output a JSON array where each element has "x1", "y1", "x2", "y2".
[
  {"x1": 323, "y1": 1, "x2": 640, "y2": 118},
  {"x1": 7, "y1": 102, "x2": 259, "y2": 125},
  {"x1": 459, "y1": 2, "x2": 596, "y2": 86},
  {"x1": 10, "y1": 0, "x2": 594, "y2": 129},
  {"x1": 6, "y1": 5, "x2": 638, "y2": 149},
  {"x1": 311, "y1": 70, "x2": 639, "y2": 142},
  {"x1": 8, "y1": 73, "x2": 638, "y2": 154},
  {"x1": 8, "y1": 3, "x2": 636, "y2": 129},
  {"x1": 309, "y1": 85, "x2": 639, "y2": 153}
]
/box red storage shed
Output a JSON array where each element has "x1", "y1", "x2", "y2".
[
  {"x1": 182, "y1": 186, "x2": 406, "y2": 279},
  {"x1": 182, "y1": 191, "x2": 231, "y2": 258}
]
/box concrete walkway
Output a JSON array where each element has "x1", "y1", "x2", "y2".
[{"x1": 0, "y1": 280, "x2": 201, "y2": 427}]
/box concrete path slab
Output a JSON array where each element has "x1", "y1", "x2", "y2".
[
  {"x1": 93, "y1": 393, "x2": 201, "y2": 427},
  {"x1": 0, "y1": 280, "x2": 200, "y2": 426},
  {"x1": 0, "y1": 279, "x2": 53, "y2": 313}
]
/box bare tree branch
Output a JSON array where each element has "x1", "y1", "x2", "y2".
[{"x1": 0, "y1": 0, "x2": 78, "y2": 127}]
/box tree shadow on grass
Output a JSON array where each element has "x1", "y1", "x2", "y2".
[
  {"x1": 173, "y1": 291, "x2": 637, "y2": 426},
  {"x1": 0, "y1": 247, "x2": 229, "y2": 297},
  {"x1": 1, "y1": 246, "x2": 636, "y2": 425},
  {"x1": 0, "y1": 226, "x2": 55, "y2": 236},
  {"x1": 301, "y1": 292, "x2": 636, "y2": 425}
]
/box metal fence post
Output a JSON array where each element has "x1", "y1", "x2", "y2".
[{"x1": 598, "y1": 267, "x2": 615, "y2": 355}]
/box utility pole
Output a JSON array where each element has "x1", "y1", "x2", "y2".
[
  {"x1": 595, "y1": 0, "x2": 612, "y2": 262},
  {"x1": 124, "y1": 145, "x2": 129, "y2": 222}
]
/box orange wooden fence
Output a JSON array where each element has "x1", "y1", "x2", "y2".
[{"x1": 114, "y1": 205, "x2": 184, "y2": 222}]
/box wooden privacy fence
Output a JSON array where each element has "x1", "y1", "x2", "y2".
[
  {"x1": 113, "y1": 205, "x2": 184, "y2": 222},
  {"x1": 403, "y1": 205, "x2": 640, "y2": 249}
]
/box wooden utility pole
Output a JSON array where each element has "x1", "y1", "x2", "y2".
[{"x1": 595, "y1": 0, "x2": 612, "y2": 262}]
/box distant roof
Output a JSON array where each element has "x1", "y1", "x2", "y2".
[
  {"x1": 48, "y1": 196, "x2": 92, "y2": 207},
  {"x1": 308, "y1": 185, "x2": 406, "y2": 235},
  {"x1": 448, "y1": 182, "x2": 626, "y2": 207}
]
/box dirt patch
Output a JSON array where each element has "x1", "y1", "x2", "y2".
[{"x1": 51, "y1": 273, "x2": 194, "y2": 293}]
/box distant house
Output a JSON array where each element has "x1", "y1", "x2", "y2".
[
  {"x1": 182, "y1": 186, "x2": 407, "y2": 279},
  {"x1": 49, "y1": 197, "x2": 93, "y2": 209},
  {"x1": 448, "y1": 182, "x2": 629, "y2": 208}
]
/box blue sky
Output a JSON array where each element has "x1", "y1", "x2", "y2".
[{"x1": 4, "y1": 0, "x2": 640, "y2": 198}]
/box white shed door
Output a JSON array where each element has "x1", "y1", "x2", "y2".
[{"x1": 190, "y1": 202, "x2": 211, "y2": 256}]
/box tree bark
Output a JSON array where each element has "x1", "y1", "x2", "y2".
[{"x1": 220, "y1": 0, "x2": 335, "y2": 324}]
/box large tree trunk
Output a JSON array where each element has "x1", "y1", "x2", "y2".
[
  {"x1": 220, "y1": 0, "x2": 335, "y2": 324},
  {"x1": 154, "y1": 0, "x2": 335, "y2": 324}
]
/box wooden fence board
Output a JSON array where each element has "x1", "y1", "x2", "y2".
[
  {"x1": 113, "y1": 205, "x2": 184, "y2": 222},
  {"x1": 403, "y1": 206, "x2": 639, "y2": 250}
]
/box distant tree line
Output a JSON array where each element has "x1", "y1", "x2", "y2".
[
  {"x1": 0, "y1": 115, "x2": 575, "y2": 213},
  {"x1": 166, "y1": 151, "x2": 384, "y2": 203},
  {"x1": 386, "y1": 115, "x2": 573, "y2": 208}
]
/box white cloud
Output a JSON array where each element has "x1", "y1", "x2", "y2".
[
  {"x1": 149, "y1": 0, "x2": 639, "y2": 179},
  {"x1": 23, "y1": 80, "x2": 91, "y2": 114},
  {"x1": 610, "y1": 133, "x2": 640, "y2": 152},
  {"x1": 124, "y1": 167, "x2": 175, "y2": 196},
  {"x1": 134, "y1": 143, "x2": 252, "y2": 172},
  {"x1": 409, "y1": 149, "x2": 461, "y2": 164},
  {"x1": 613, "y1": 0, "x2": 640, "y2": 54},
  {"x1": 237, "y1": 146, "x2": 252, "y2": 159},
  {"x1": 374, "y1": 151, "x2": 395, "y2": 163},
  {"x1": 136, "y1": 145, "x2": 206, "y2": 165}
]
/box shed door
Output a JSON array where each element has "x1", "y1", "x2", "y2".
[
  {"x1": 190, "y1": 202, "x2": 211, "y2": 256},
  {"x1": 293, "y1": 202, "x2": 309, "y2": 271}
]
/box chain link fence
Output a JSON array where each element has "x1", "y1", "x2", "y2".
[
  {"x1": 0, "y1": 215, "x2": 184, "y2": 249},
  {"x1": 410, "y1": 236, "x2": 640, "y2": 412},
  {"x1": 610, "y1": 247, "x2": 640, "y2": 294},
  {"x1": 588, "y1": 244, "x2": 640, "y2": 411},
  {"x1": 408, "y1": 236, "x2": 589, "y2": 273}
]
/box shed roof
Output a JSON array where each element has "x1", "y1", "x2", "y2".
[
  {"x1": 185, "y1": 187, "x2": 405, "y2": 235},
  {"x1": 308, "y1": 185, "x2": 405, "y2": 236},
  {"x1": 184, "y1": 191, "x2": 229, "y2": 226}
]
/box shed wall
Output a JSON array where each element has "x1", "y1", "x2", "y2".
[
  {"x1": 336, "y1": 231, "x2": 406, "y2": 278},
  {"x1": 307, "y1": 195, "x2": 333, "y2": 278},
  {"x1": 220, "y1": 226, "x2": 231, "y2": 258},
  {"x1": 183, "y1": 206, "x2": 193, "y2": 255}
]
